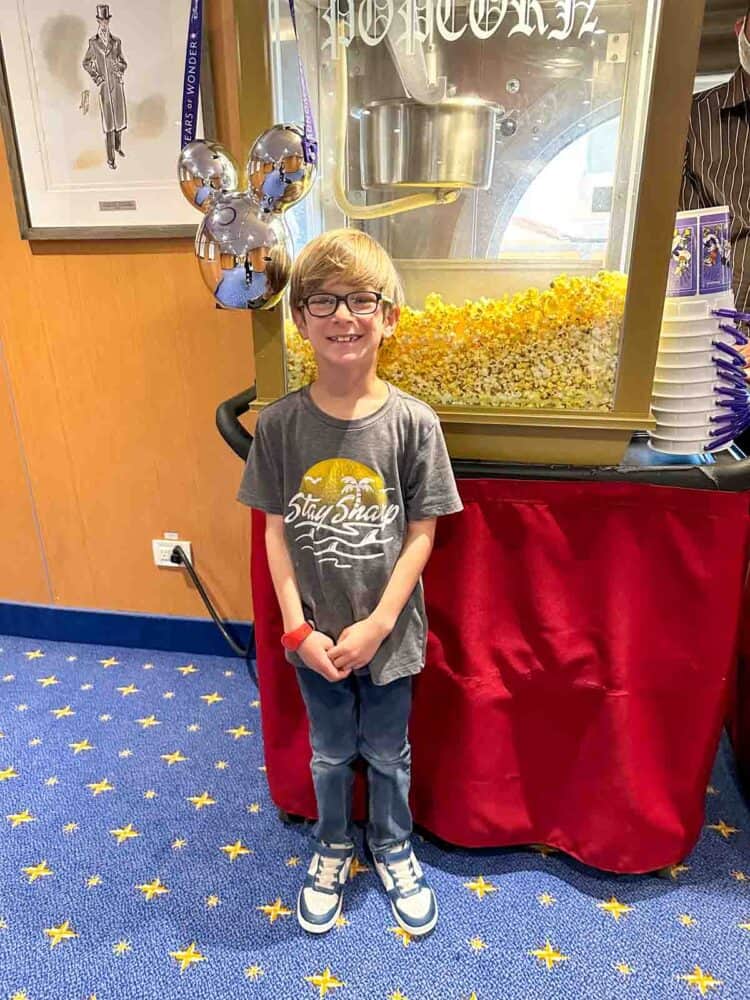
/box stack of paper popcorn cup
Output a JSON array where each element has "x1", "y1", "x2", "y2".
[{"x1": 649, "y1": 206, "x2": 750, "y2": 455}]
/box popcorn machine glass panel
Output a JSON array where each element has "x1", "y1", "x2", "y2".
[{"x1": 261, "y1": 0, "x2": 704, "y2": 464}]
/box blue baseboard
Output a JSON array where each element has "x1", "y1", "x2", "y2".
[{"x1": 0, "y1": 601, "x2": 255, "y2": 659}]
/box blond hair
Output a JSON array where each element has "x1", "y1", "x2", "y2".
[{"x1": 289, "y1": 228, "x2": 404, "y2": 310}]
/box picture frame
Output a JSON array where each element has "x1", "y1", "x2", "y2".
[{"x1": 0, "y1": 0, "x2": 216, "y2": 239}]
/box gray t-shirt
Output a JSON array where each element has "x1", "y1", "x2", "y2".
[{"x1": 237, "y1": 382, "x2": 463, "y2": 685}]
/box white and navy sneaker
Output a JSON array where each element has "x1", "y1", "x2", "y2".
[
  {"x1": 371, "y1": 840, "x2": 438, "y2": 936},
  {"x1": 296, "y1": 842, "x2": 354, "y2": 934}
]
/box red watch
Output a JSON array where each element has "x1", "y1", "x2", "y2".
[{"x1": 281, "y1": 621, "x2": 314, "y2": 651}]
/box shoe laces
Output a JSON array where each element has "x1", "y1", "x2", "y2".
[
  {"x1": 313, "y1": 853, "x2": 345, "y2": 892},
  {"x1": 386, "y1": 853, "x2": 419, "y2": 895}
]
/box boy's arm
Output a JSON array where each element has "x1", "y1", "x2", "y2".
[
  {"x1": 328, "y1": 518, "x2": 436, "y2": 671},
  {"x1": 264, "y1": 514, "x2": 305, "y2": 632},
  {"x1": 264, "y1": 514, "x2": 345, "y2": 681}
]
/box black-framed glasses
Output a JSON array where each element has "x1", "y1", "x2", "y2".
[{"x1": 300, "y1": 290, "x2": 391, "y2": 318}]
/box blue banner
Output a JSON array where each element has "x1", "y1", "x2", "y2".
[{"x1": 181, "y1": 0, "x2": 203, "y2": 148}]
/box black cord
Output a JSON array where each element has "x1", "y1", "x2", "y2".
[{"x1": 170, "y1": 545, "x2": 253, "y2": 665}]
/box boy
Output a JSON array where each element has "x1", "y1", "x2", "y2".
[{"x1": 237, "y1": 228, "x2": 463, "y2": 936}]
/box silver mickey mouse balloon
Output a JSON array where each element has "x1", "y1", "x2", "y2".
[
  {"x1": 195, "y1": 192, "x2": 292, "y2": 310},
  {"x1": 247, "y1": 124, "x2": 316, "y2": 214},
  {"x1": 178, "y1": 139, "x2": 239, "y2": 214}
]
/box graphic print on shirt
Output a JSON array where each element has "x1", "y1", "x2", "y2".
[{"x1": 285, "y1": 458, "x2": 400, "y2": 569}]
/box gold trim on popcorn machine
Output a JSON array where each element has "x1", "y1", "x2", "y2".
[{"x1": 242, "y1": 0, "x2": 705, "y2": 467}]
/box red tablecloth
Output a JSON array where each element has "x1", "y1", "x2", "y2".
[{"x1": 251, "y1": 478, "x2": 750, "y2": 873}]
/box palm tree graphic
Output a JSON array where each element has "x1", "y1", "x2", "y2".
[{"x1": 341, "y1": 476, "x2": 375, "y2": 506}]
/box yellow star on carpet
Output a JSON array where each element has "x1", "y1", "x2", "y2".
[
  {"x1": 172, "y1": 838, "x2": 187, "y2": 850},
  {"x1": 86, "y1": 875, "x2": 102, "y2": 888},
  {"x1": 22, "y1": 860, "x2": 53, "y2": 883},
  {"x1": 25, "y1": 650, "x2": 44, "y2": 660},
  {"x1": 669, "y1": 864, "x2": 690, "y2": 879},
  {"x1": 136, "y1": 878, "x2": 169, "y2": 900},
  {"x1": 678, "y1": 966, "x2": 723, "y2": 995},
  {"x1": 0, "y1": 917, "x2": 8, "y2": 930},
  {"x1": 187, "y1": 724, "x2": 201, "y2": 732},
  {"x1": 530, "y1": 844, "x2": 557, "y2": 857},
  {"x1": 244, "y1": 965, "x2": 264, "y2": 980},
  {"x1": 144, "y1": 790, "x2": 158, "y2": 799},
  {"x1": 257, "y1": 898, "x2": 292, "y2": 923},
  {"x1": 80, "y1": 683, "x2": 92, "y2": 690},
  {"x1": 117, "y1": 684, "x2": 139, "y2": 697},
  {"x1": 98, "y1": 714, "x2": 112, "y2": 722},
  {"x1": 389, "y1": 926, "x2": 413, "y2": 947},
  {"x1": 169, "y1": 941, "x2": 206, "y2": 973},
  {"x1": 110, "y1": 823, "x2": 140, "y2": 844},
  {"x1": 678, "y1": 914, "x2": 697, "y2": 927},
  {"x1": 113, "y1": 940, "x2": 131, "y2": 955},
  {"x1": 538, "y1": 892, "x2": 556, "y2": 907},
  {"x1": 246, "y1": 802, "x2": 261, "y2": 813},
  {"x1": 161, "y1": 750, "x2": 188, "y2": 766},
  {"x1": 348, "y1": 857, "x2": 369, "y2": 878},
  {"x1": 206, "y1": 895, "x2": 220, "y2": 908},
  {"x1": 136, "y1": 715, "x2": 160, "y2": 729},
  {"x1": 51, "y1": 706, "x2": 74, "y2": 719},
  {"x1": 177, "y1": 664, "x2": 198, "y2": 675},
  {"x1": 731, "y1": 870, "x2": 748, "y2": 882},
  {"x1": 215, "y1": 761, "x2": 229, "y2": 771},
  {"x1": 259, "y1": 765, "x2": 267, "y2": 772},
  {"x1": 187, "y1": 792, "x2": 216, "y2": 810},
  {"x1": 0, "y1": 767, "x2": 18, "y2": 782},
  {"x1": 220, "y1": 840, "x2": 252, "y2": 862},
  {"x1": 163, "y1": 691, "x2": 175, "y2": 699},
  {"x1": 37, "y1": 675, "x2": 59, "y2": 687},
  {"x1": 707, "y1": 820, "x2": 739, "y2": 839},
  {"x1": 69, "y1": 739, "x2": 94, "y2": 754},
  {"x1": 28, "y1": 738, "x2": 42, "y2": 747},
  {"x1": 118, "y1": 749, "x2": 133, "y2": 758},
  {"x1": 597, "y1": 896, "x2": 633, "y2": 921},
  {"x1": 389, "y1": 991, "x2": 408, "y2": 1000},
  {"x1": 251, "y1": 699, "x2": 260, "y2": 708},
  {"x1": 615, "y1": 962, "x2": 635, "y2": 976},
  {"x1": 225, "y1": 724, "x2": 253, "y2": 740},
  {"x1": 529, "y1": 940, "x2": 567, "y2": 970},
  {"x1": 44, "y1": 776, "x2": 59, "y2": 786},
  {"x1": 224, "y1": 670, "x2": 235, "y2": 677},
  {"x1": 2, "y1": 675, "x2": 14, "y2": 682},
  {"x1": 87, "y1": 778, "x2": 114, "y2": 796},
  {"x1": 706, "y1": 785, "x2": 719, "y2": 795},
  {"x1": 286, "y1": 856, "x2": 301, "y2": 867},
  {"x1": 201, "y1": 692, "x2": 224, "y2": 705},
  {"x1": 464, "y1": 876, "x2": 498, "y2": 900},
  {"x1": 16, "y1": 705, "x2": 29, "y2": 712},
  {"x1": 335, "y1": 916, "x2": 349, "y2": 928},
  {"x1": 44, "y1": 919, "x2": 78, "y2": 947},
  {"x1": 10, "y1": 991, "x2": 30, "y2": 999},
  {"x1": 99, "y1": 657, "x2": 119, "y2": 668},
  {"x1": 62, "y1": 822, "x2": 78, "y2": 834},
  {"x1": 142, "y1": 663, "x2": 155, "y2": 670},
  {"x1": 7, "y1": 810, "x2": 35, "y2": 828},
  {"x1": 468, "y1": 936, "x2": 487, "y2": 953},
  {"x1": 304, "y1": 967, "x2": 345, "y2": 997}
]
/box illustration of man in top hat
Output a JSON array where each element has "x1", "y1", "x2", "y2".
[{"x1": 82, "y1": 5, "x2": 127, "y2": 169}]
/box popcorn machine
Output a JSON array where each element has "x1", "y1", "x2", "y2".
[{"x1": 245, "y1": 0, "x2": 705, "y2": 465}]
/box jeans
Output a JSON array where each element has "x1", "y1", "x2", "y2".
[{"x1": 294, "y1": 666, "x2": 413, "y2": 854}]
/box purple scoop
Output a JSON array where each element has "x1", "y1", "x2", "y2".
[
  {"x1": 713, "y1": 341, "x2": 747, "y2": 365},
  {"x1": 718, "y1": 323, "x2": 749, "y2": 345}
]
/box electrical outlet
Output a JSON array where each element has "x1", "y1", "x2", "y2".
[{"x1": 152, "y1": 539, "x2": 192, "y2": 568}]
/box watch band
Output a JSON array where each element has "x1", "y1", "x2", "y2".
[{"x1": 281, "y1": 621, "x2": 313, "y2": 651}]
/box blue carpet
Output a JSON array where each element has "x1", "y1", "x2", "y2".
[{"x1": 1, "y1": 633, "x2": 750, "y2": 1000}]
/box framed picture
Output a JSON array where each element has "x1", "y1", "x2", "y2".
[{"x1": 0, "y1": 0, "x2": 215, "y2": 239}]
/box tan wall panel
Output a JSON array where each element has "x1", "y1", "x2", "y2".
[
  {"x1": 0, "y1": 336, "x2": 49, "y2": 603},
  {"x1": 0, "y1": 1, "x2": 258, "y2": 622}
]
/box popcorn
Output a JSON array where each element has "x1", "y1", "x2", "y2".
[{"x1": 283, "y1": 271, "x2": 627, "y2": 410}]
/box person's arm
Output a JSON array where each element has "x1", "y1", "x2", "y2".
[
  {"x1": 82, "y1": 42, "x2": 101, "y2": 85},
  {"x1": 328, "y1": 518, "x2": 436, "y2": 672},
  {"x1": 264, "y1": 514, "x2": 346, "y2": 681}
]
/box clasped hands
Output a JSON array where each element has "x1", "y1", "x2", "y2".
[{"x1": 297, "y1": 616, "x2": 391, "y2": 683}]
